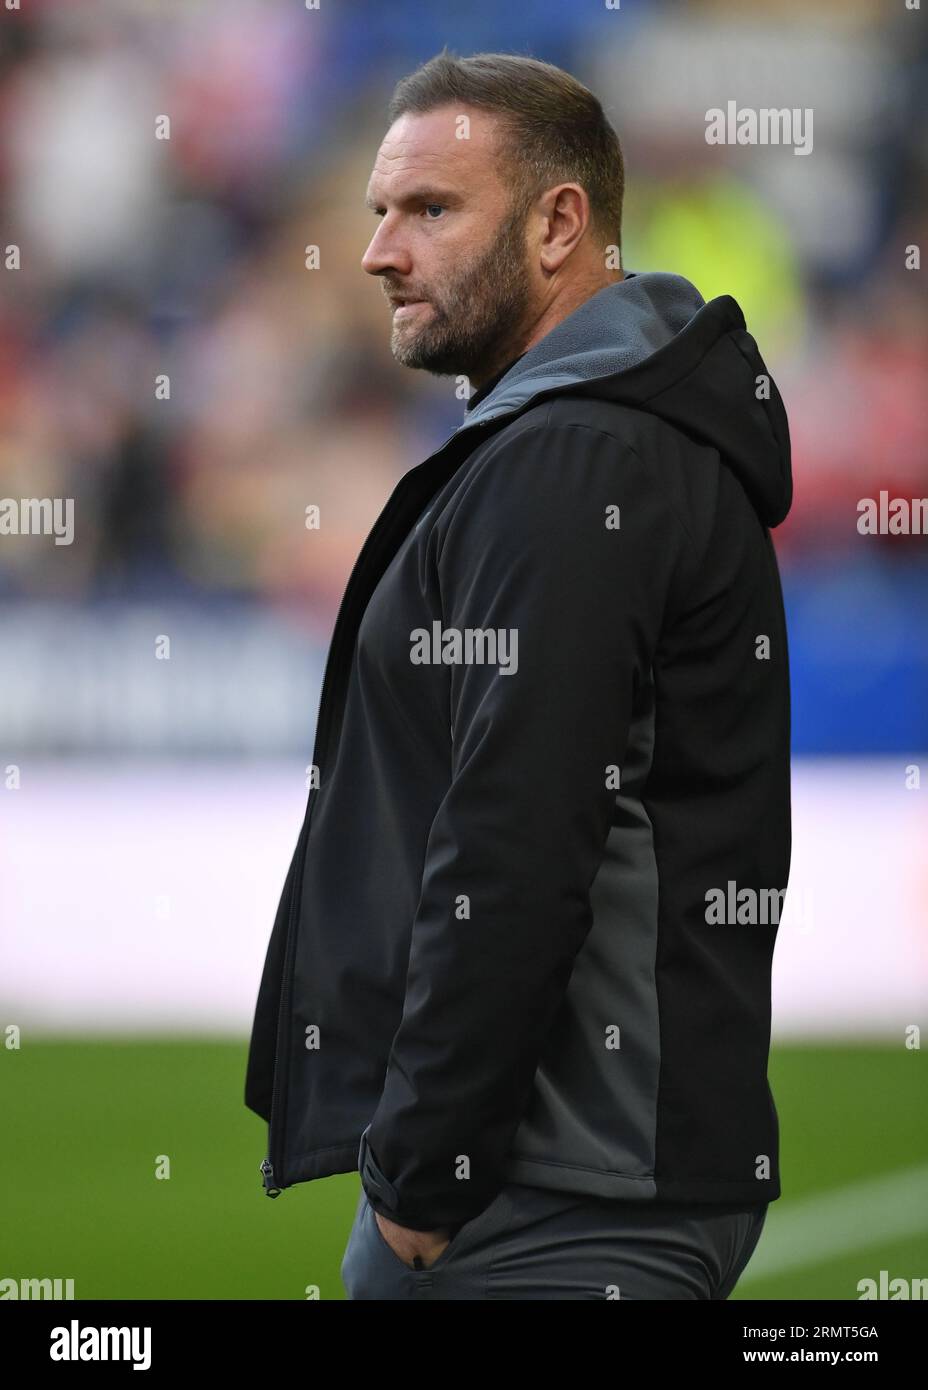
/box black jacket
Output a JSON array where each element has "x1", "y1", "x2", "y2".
[{"x1": 244, "y1": 271, "x2": 793, "y2": 1231}]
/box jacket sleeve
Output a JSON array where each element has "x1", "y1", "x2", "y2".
[{"x1": 361, "y1": 418, "x2": 692, "y2": 1230}]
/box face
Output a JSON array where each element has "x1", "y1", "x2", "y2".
[{"x1": 362, "y1": 105, "x2": 536, "y2": 383}]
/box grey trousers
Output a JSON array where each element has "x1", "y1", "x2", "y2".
[{"x1": 341, "y1": 1181, "x2": 768, "y2": 1300}]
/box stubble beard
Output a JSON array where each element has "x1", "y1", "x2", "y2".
[{"x1": 388, "y1": 200, "x2": 534, "y2": 381}]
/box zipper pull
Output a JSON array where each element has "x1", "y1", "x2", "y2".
[{"x1": 260, "y1": 1158, "x2": 282, "y2": 1197}]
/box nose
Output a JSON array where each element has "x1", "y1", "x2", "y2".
[{"x1": 361, "y1": 215, "x2": 413, "y2": 280}]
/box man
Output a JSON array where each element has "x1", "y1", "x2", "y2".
[{"x1": 245, "y1": 50, "x2": 792, "y2": 1301}]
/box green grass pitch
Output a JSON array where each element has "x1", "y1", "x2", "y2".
[{"x1": 2, "y1": 1040, "x2": 924, "y2": 1300}]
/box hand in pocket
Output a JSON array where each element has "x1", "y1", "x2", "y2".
[{"x1": 373, "y1": 1207, "x2": 455, "y2": 1269}]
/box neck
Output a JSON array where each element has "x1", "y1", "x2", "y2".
[{"x1": 471, "y1": 267, "x2": 624, "y2": 390}]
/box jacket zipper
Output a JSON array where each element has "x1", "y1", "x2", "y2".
[
  {"x1": 260, "y1": 1157, "x2": 281, "y2": 1197},
  {"x1": 260, "y1": 595, "x2": 351, "y2": 1197},
  {"x1": 261, "y1": 804, "x2": 314, "y2": 1196}
]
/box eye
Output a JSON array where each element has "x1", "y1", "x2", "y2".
[{"x1": 423, "y1": 204, "x2": 445, "y2": 219}]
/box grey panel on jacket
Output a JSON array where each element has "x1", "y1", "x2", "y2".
[{"x1": 505, "y1": 672, "x2": 660, "y2": 1198}]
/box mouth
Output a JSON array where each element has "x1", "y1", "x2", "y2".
[{"x1": 389, "y1": 296, "x2": 429, "y2": 318}]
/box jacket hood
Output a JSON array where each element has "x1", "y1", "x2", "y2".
[{"x1": 458, "y1": 271, "x2": 792, "y2": 528}]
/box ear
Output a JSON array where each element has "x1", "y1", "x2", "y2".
[{"x1": 537, "y1": 182, "x2": 590, "y2": 272}]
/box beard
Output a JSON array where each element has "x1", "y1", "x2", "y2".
[{"x1": 386, "y1": 198, "x2": 534, "y2": 380}]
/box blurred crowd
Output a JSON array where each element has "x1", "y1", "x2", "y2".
[{"x1": 0, "y1": 0, "x2": 925, "y2": 745}]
